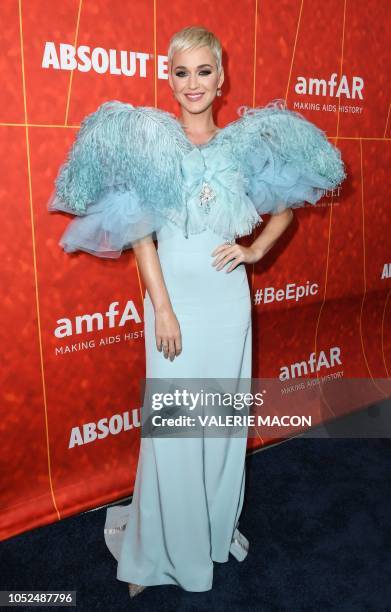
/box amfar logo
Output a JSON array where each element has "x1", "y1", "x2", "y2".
[
  {"x1": 295, "y1": 73, "x2": 364, "y2": 99},
  {"x1": 280, "y1": 347, "x2": 342, "y2": 380},
  {"x1": 54, "y1": 301, "x2": 142, "y2": 338},
  {"x1": 42, "y1": 42, "x2": 168, "y2": 78}
]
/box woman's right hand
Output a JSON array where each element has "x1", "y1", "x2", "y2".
[{"x1": 154, "y1": 306, "x2": 182, "y2": 361}]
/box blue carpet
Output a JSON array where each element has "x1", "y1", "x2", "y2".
[{"x1": 1, "y1": 436, "x2": 390, "y2": 611}]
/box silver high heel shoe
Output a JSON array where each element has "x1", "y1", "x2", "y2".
[
  {"x1": 128, "y1": 583, "x2": 147, "y2": 598},
  {"x1": 229, "y1": 528, "x2": 249, "y2": 561}
]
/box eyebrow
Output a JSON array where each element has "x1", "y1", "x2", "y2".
[{"x1": 174, "y1": 64, "x2": 214, "y2": 69}]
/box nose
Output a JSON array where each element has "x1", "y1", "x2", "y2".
[{"x1": 188, "y1": 73, "x2": 199, "y2": 89}]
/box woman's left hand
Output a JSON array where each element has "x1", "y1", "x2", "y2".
[{"x1": 211, "y1": 243, "x2": 264, "y2": 273}]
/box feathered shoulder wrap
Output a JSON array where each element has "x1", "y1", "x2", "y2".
[{"x1": 48, "y1": 99, "x2": 346, "y2": 258}]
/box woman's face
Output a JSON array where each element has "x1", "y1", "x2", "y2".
[{"x1": 168, "y1": 45, "x2": 224, "y2": 114}]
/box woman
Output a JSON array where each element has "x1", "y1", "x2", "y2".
[{"x1": 48, "y1": 26, "x2": 346, "y2": 597}]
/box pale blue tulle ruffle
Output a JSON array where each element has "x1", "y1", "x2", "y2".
[
  {"x1": 245, "y1": 142, "x2": 333, "y2": 215},
  {"x1": 48, "y1": 188, "x2": 167, "y2": 259}
]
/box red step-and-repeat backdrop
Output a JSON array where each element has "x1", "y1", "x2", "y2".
[{"x1": 1, "y1": 0, "x2": 390, "y2": 540}]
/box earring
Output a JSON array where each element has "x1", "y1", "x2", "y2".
[{"x1": 216, "y1": 88, "x2": 222, "y2": 97}]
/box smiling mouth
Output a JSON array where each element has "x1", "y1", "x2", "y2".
[{"x1": 185, "y1": 93, "x2": 204, "y2": 101}]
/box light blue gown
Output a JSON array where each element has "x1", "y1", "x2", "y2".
[
  {"x1": 48, "y1": 99, "x2": 346, "y2": 593},
  {"x1": 104, "y1": 197, "x2": 252, "y2": 591}
]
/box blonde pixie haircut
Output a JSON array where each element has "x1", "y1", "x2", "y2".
[{"x1": 168, "y1": 26, "x2": 223, "y2": 75}]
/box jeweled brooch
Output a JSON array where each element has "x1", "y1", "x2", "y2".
[{"x1": 198, "y1": 181, "x2": 216, "y2": 214}]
